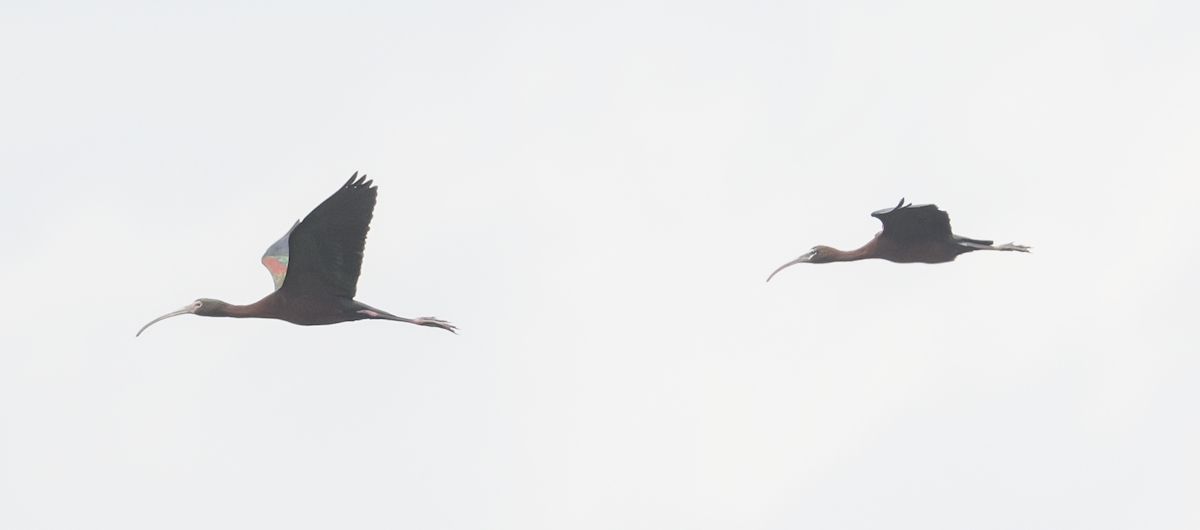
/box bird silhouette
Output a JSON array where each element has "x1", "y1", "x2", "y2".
[
  {"x1": 138, "y1": 173, "x2": 456, "y2": 336},
  {"x1": 767, "y1": 199, "x2": 1030, "y2": 281}
]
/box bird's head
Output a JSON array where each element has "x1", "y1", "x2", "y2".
[
  {"x1": 766, "y1": 246, "x2": 836, "y2": 282},
  {"x1": 136, "y1": 298, "x2": 229, "y2": 336},
  {"x1": 804, "y1": 245, "x2": 838, "y2": 264},
  {"x1": 192, "y1": 298, "x2": 231, "y2": 316}
]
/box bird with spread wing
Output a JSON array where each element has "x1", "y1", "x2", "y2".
[{"x1": 138, "y1": 173, "x2": 456, "y2": 336}]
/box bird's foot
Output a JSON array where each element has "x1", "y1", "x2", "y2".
[
  {"x1": 997, "y1": 242, "x2": 1032, "y2": 252},
  {"x1": 415, "y1": 317, "x2": 458, "y2": 334}
]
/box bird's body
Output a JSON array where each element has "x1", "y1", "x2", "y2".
[
  {"x1": 138, "y1": 173, "x2": 456, "y2": 336},
  {"x1": 767, "y1": 199, "x2": 1029, "y2": 281}
]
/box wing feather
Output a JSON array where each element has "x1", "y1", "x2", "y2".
[
  {"x1": 261, "y1": 220, "x2": 300, "y2": 291},
  {"x1": 275, "y1": 173, "x2": 378, "y2": 298},
  {"x1": 870, "y1": 198, "x2": 953, "y2": 241}
]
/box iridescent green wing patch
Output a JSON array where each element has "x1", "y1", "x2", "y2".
[{"x1": 261, "y1": 220, "x2": 300, "y2": 291}]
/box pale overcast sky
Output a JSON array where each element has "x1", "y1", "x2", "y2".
[{"x1": 2, "y1": 1, "x2": 1198, "y2": 528}]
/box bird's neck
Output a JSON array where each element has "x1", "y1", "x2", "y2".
[
  {"x1": 822, "y1": 245, "x2": 874, "y2": 263},
  {"x1": 208, "y1": 298, "x2": 279, "y2": 319},
  {"x1": 220, "y1": 304, "x2": 258, "y2": 318}
]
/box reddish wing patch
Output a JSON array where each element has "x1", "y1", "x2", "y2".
[
  {"x1": 263, "y1": 257, "x2": 287, "y2": 274},
  {"x1": 262, "y1": 256, "x2": 289, "y2": 290}
]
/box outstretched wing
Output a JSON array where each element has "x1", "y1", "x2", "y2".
[
  {"x1": 261, "y1": 220, "x2": 300, "y2": 291},
  {"x1": 870, "y1": 198, "x2": 953, "y2": 241},
  {"x1": 276, "y1": 173, "x2": 378, "y2": 298}
]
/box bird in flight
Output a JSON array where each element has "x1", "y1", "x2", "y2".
[
  {"x1": 767, "y1": 199, "x2": 1030, "y2": 281},
  {"x1": 138, "y1": 173, "x2": 456, "y2": 336}
]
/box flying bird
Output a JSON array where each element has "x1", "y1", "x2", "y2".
[
  {"x1": 138, "y1": 173, "x2": 456, "y2": 336},
  {"x1": 767, "y1": 199, "x2": 1030, "y2": 281}
]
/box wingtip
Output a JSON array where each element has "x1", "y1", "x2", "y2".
[
  {"x1": 872, "y1": 198, "x2": 907, "y2": 218},
  {"x1": 342, "y1": 172, "x2": 376, "y2": 190}
]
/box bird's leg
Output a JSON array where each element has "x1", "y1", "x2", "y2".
[
  {"x1": 957, "y1": 240, "x2": 1032, "y2": 253},
  {"x1": 356, "y1": 309, "x2": 458, "y2": 333}
]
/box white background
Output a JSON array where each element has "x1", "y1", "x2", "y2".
[{"x1": 2, "y1": 1, "x2": 1197, "y2": 528}]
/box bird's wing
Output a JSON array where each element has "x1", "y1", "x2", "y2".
[
  {"x1": 273, "y1": 173, "x2": 377, "y2": 298},
  {"x1": 261, "y1": 220, "x2": 300, "y2": 291},
  {"x1": 870, "y1": 198, "x2": 953, "y2": 241}
]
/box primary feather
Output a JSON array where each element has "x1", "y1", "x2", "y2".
[{"x1": 279, "y1": 173, "x2": 377, "y2": 298}]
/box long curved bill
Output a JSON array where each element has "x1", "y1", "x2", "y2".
[
  {"x1": 766, "y1": 253, "x2": 814, "y2": 282},
  {"x1": 136, "y1": 301, "x2": 200, "y2": 337}
]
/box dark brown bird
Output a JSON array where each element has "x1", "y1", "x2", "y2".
[
  {"x1": 137, "y1": 173, "x2": 456, "y2": 336},
  {"x1": 767, "y1": 199, "x2": 1030, "y2": 281}
]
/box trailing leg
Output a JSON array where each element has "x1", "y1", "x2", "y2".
[{"x1": 355, "y1": 305, "x2": 457, "y2": 333}]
